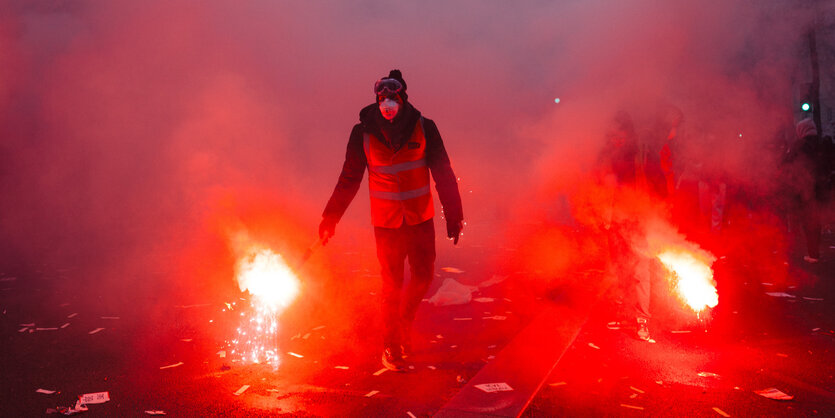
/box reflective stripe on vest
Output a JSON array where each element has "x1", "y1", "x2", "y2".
[
  {"x1": 363, "y1": 117, "x2": 434, "y2": 228},
  {"x1": 369, "y1": 159, "x2": 427, "y2": 175},
  {"x1": 369, "y1": 185, "x2": 431, "y2": 201}
]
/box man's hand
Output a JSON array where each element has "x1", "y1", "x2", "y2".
[
  {"x1": 446, "y1": 219, "x2": 463, "y2": 245},
  {"x1": 319, "y1": 217, "x2": 336, "y2": 245}
]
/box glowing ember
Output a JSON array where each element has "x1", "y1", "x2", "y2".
[
  {"x1": 657, "y1": 249, "x2": 718, "y2": 312},
  {"x1": 229, "y1": 245, "x2": 300, "y2": 366}
]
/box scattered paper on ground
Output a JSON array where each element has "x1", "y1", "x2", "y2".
[
  {"x1": 67, "y1": 313, "x2": 78, "y2": 318},
  {"x1": 61, "y1": 323, "x2": 70, "y2": 329},
  {"x1": 145, "y1": 411, "x2": 166, "y2": 415},
  {"x1": 454, "y1": 317, "x2": 473, "y2": 321},
  {"x1": 364, "y1": 390, "x2": 380, "y2": 397},
  {"x1": 288, "y1": 352, "x2": 303, "y2": 358},
  {"x1": 712, "y1": 407, "x2": 730, "y2": 417},
  {"x1": 588, "y1": 343, "x2": 600, "y2": 350},
  {"x1": 428, "y1": 278, "x2": 477, "y2": 306},
  {"x1": 765, "y1": 292, "x2": 795, "y2": 298},
  {"x1": 100, "y1": 316, "x2": 120, "y2": 320},
  {"x1": 483, "y1": 315, "x2": 507, "y2": 320},
  {"x1": 755, "y1": 387, "x2": 793, "y2": 400},
  {"x1": 88, "y1": 328, "x2": 105, "y2": 335},
  {"x1": 37, "y1": 389, "x2": 56, "y2": 394},
  {"x1": 406, "y1": 412, "x2": 417, "y2": 418},
  {"x1": 620, "y1": 404, "x2": 644, "y2": 410},
  {"x1": 217, "y1": 350, "x2": 226, "y2": 358},
  {"x1": 630, "y1": 386, "x2": 645, "y2": 394},
  {"x1": 36, "y1": 327, "x2": 58, "y2": 331},
  {"x1": 479, "y1": 275, "x2": 507, "y2": 288},
  {"x1": 548, "y1": 382, "x2": 567, "y2": 387},
  {"x1": 671, "y1": 330, "x2": 691, "y2": 334},
  {"x1": 473, "y1": 297, "x2": 495, "y2": 303},
  {"x1": 802, "y1": 297, "x2": 824, "y2": 301},
  {"x1": 233, "y1": 385, "x2": 250, "y2": 396},
  {"x1": 475, "y1": 382, "x2": 514, "y2": 393},
  {"x1": 698, "y1": 372, "x2": 720, "y2": 378},
  {"x1": 334, "y1": 366, "x2": 349, "y2": 370},
  {"x1": 427, "y1": 365, "x2": 436, "y2": 370},
  {"x1": 79, "y1": 392, "x2": 110, "y2": 404},
  {"x1": 312, "y1": 325, "x2": 326, "y2": 331},
  {"x1": 441, "y1": 267, "x2": 464, "y2": 273},
  {"x1": 159, "y1": 362, "x2": 184, "y2": 369},
  {"x1": 606, "y1": 322, "x2": 621, "y2": 330},
  {"x1": 776, "y1": 353, "x2": 788, "y2": 358},
  {"x1": 373, "y1": 368, "x2": 388, "y2": 376}
]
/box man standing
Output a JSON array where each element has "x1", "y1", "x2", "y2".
[{"x1": 319, "y1": 70, "x2": 464, "y2": 371}]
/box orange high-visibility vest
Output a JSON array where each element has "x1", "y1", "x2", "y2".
[{"x1": 363, "y1": 119, "x2": 434, "y2": 228}]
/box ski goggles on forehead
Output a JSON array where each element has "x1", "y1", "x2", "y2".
[{"x1": 373, "y1": 78, "x2": 403, "y2": 96}]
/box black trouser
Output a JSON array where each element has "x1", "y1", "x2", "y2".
[
  {"x1": 607, "y1": 223, "x2": 651, "y2": 320},
  {"x1": 374, "y1": 219, "x2": 436, "y2": 350}
]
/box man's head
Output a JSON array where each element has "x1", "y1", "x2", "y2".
[{"x1": 374, "y1": 69, "x2": 408, "y2": 121}]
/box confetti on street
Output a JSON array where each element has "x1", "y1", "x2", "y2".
[
  {"x1": 159, "y1": 362, "x2": 184, "y2": 370},
  {"x1": 475, "y1": 382, "x2": 514, "y2": 393},
  {"x1": 88, "y1": 328, "x2": 105, "y2": 335},
  {"x1": 712, "y1": 407, "x2": 731, "y2": 417},
  {"x1": 755, "y1": 387, "x2": 793, "y2": 400},
  {"x1": 233, "y1": 385, "x2": 250, "y2": 396},
  {"x1": 364, "y1": 390, "x2": 380, "y2": 397}
]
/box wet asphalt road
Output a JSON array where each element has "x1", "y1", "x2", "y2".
[{"x1": 2, "y1": 230, "x2": 834, "y2": 416}]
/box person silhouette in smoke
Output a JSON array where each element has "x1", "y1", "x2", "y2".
[
  {"x1": 784, "y1": 118, "x2": 832, "y2": 263},
  {"x1": 598, "y1": 111, "x2": 664, "y2": 342},
  {"x1": 319, "y1": 70, "x2": 464, "y2": 371}
]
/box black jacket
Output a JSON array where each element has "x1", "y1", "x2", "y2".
[{"x1": 322, "y1": 102, "x2": 464, "y2": 226}]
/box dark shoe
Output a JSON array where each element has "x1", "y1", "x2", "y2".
[
  {"x1": 636, "y1": 318, "x2": 652, "y2": 342},
  {"x1": 382, "y1": 347, "x2": 406, "y2": 372}
]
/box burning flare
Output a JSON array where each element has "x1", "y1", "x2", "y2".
[
  {"x1": 657, "y1": 248, "x2": 718, "y2": 312},
  {"x1": 230, "y1": 244, "x2": 300, "y2": 366},
  {"x1": 236, "y1": 246, "x2": 300, "y2": 310}
]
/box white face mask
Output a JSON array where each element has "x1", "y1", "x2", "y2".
[{"x1": 379, "y1": 98, "x2": 400, "y2": 121}]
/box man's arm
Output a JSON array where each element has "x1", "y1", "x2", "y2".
[
  {"x1": 423, "y1": 118, "x2": 464, "y2": 226},
  {"x1": 322, "y1": 125, "x2": 367, "y2": 227}
]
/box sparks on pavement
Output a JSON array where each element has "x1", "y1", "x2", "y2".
[{"x1": 229, "y1": 244, "x2": 301, "y2": 367}]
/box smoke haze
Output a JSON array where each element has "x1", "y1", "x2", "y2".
[{"x1": 0, "y1": 1, "x2": 830, "y2": 307}]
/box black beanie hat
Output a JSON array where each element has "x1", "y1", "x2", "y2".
[{"x1": 381, "y1": 69, "x2": 408, "y2": 102}]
